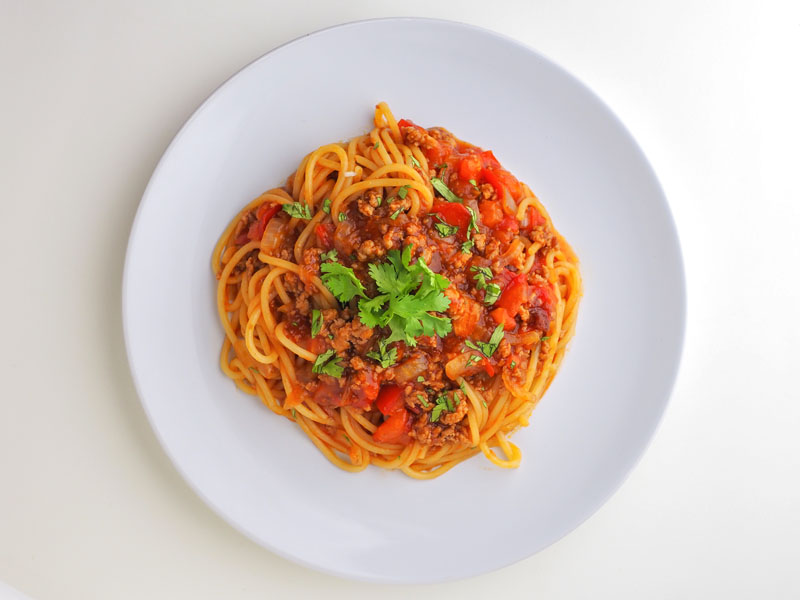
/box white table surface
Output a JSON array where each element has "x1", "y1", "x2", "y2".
[{"x1": 1, "y1": 1, "x2": 798, "y2": 598}]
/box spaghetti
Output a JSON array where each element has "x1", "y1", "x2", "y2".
[{"x1": 212, "y1": 103, "x2": 581, "y2": 479}]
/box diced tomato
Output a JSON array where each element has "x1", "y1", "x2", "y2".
[
  {"x1": 375, "y1": 384, "x2": 404, "y2": 416},
  {"x1": 531, "y1": 281, "x2": 556, "y2": 315},
  {"x1": 480, "y1": 150, "x2": 501, "y2": 169},
  {"x1": 492, "y1": 168, "x2": 521, "y2": 200},
  {"x1": 480, "y1": 358, "x2": 496, "y2": 377},
  {"x1": 458, "y1": 153, "x2": 482, "y2": 181},
  {"x1": 397, "y1": 118, "x2": 418, "y2": 130},
  {"x1": 490, "y1": 307, "x2": 516, "y2": 331},
  {"x1": 431, "y1": 200, "x2": 472, "y2": 236},
  {"x1": 495, "y1": 215, "x2": 520, "y2": 233},
  {"x1": 310, "y1": 336, "x2": 327, "y2": 354},
  {"x1": 481, "y1": 168, "x2": 506, "y2": 205},
  {"x1": 234, "y1": 203, "x2": 280, "y2": 245},
  {"x1": 373, "y1": 409, "x2": 412, "y2": 444},
  {"x1": 496, "y1": 273, "x2": 530, "y2": 317},
  {"x1": 314, "y1": 223, "x2": 334, "y2": 248},
  {"x1": 479, "y1": 200, "x2": 504, "y2": 228}
]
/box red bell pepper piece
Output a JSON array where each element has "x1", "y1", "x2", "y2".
[
  {"x1": 496, "y1": 273, "x2": 530, "y2": 317},
  {"x1": 375, "y1": 384, "x2": 404, "y2": 416},
  {"x1": 373, "y1": 409, "x2": 412, "y2": 444}
]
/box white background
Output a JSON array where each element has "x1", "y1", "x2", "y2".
[{"x1": 1, "y1": 1, "x2": 798, "y2": 598}]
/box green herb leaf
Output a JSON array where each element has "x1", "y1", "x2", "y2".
[
  {"x1": 540, "y1": 336, "x2": 550, "y2": 341},
  {"x1": 312, "y1": 349, "x2": 344, "y2": 377},
  {"x1": 322, "y1": 198, "x2": 331, "y2": 214},
  {"x1": 338, "y1": 212, "x2": 347, "y2": 222},
  {"x1": 311, "y1": 309, "x2": 323, "y2": 338},
  {"x1": 374, "y1": 141, "x2": 381, "y2": 149},
  {"x1": 466, "y1": 354, "x2": 482, "y2": 366},
  {"x1": 461, "y1": 240, "x2": 474, "y2": 254},
  {"x1": 416, "y1": 376, "x2": 425, "y2": 383},
  {"x1": 464, "y1": 324, "x2": 505, "y2": 358},
  {"x1": 469, "y1": 178, "x2": 478, "y2": 188},
  {"x1": 291, "y1": 408, "x2": 296, "y2": 418},
  {"x1": 366, "y1": 338, "x2": 398, "y2": 368},
  {"x1": 434, "y1": 222, "x2": 459, "y2": 237},
  {"x1": 416, "y1": 393, "x2": 429, "y2": 407},
  {"x1": 320, "y1": 248, "x2": 338, "y2": 262},
  {"x1": 390, "y1": 207, "x2": 403, "y2": 220},
  {"x1": 320, "y1": 262, "x2": 366, "y2": 302},
  {"x1": 397, "y1": 185, "x2": 410, "y2": 199},
  {"x1": 430, "y1": 177, "x2": 463, "y2": 203},
  {"x1": 282, "y1": 202, "x2": 313, "y2": 220},
  {"x1": 357, "y1": 245, "x2": 452, "y2": 347},
  {"x1": 430, "y1": 393, "x2": 454, "y2": 423},
  {"x1": 470, "y1": 265, "x2": 493, "y2": 281},
  {"x1": 483, "y1": 283, "x2": 501, "y2": 305},
  {"x1": 409, "y1": 155, "x2": 421, "y2": 168},
  {"x1": 510, "y1": 361, "x2": 517, "y2": 369}
]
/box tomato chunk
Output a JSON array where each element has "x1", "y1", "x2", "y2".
[
  {"x1": 496, "y1": 273, "x2": 530, "y2": 317},
  {"x1": 431, "y1": 200, "x2": 472, "y2": 236},
  {"x1": 315, "y1": 223, "x2": 334, "y2": 248},
  {"x1": 495, "y1": 215, "x2": 520, "y2": 233},
  {"x1": 479, "y1": 200, "x2": 504, "y2": 228},
  {"x1": 375, "y1": 384, "x2": 404, "y2": 416},
  {"x1": 235, "y1": 203, "x2": 280, "y2": 245},
  {"x1": 458, "y1": 153, "x2": 482, "y2": 181},
  {"x1": 373, "y1": 409, "x2": 412, "y2": 444},
  {"x1": 490, "y1": 307, "x2": 516, "y2": 331}
]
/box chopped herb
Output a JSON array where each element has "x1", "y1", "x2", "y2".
[
  {"x1": 510, "y1": 361, "x2": 517, "y2": 369},
  {"x1": 390, "y1": 207, "x2": 403, "y2": 220},
  {"x1": 409, "y1": 155, "x2": 421, "y2": 168},
  {"x1": 328, "y1": 334, "x2": 334, "y2": 339},
  {"x1": 458, "y1": 380, "x2": 468, "y2": 396},
  {"x1": 282, "y1": 202, "x2": 313, "y2": 220},
  {"x1": 465, "y1": 206, "x2": 479, "y2": 237},
  {"x1": 375, "y1": 196, "x2": 383, "y2": 207},
  {"x1": 482, "y1": 400, "x2": 488, "y2": 408},
  {"x1": 292, "y1": 321, "x2": 297, "y2": 326},
  {"x1": 540, "y1": 336, "x2": 550, "y2": 341},
  {"x1": 291, "y1": 408, "x2": 296, "y2": 418},
  {"x1": 430, "y1": 177, "x2": 463, "y2": 203},
  {"x1": 435, "y1": 163, "x2": 448, "y2": 170},
  {"x1": 343, "y1": 433, "x2": 350, "y2": 443},
  {"x1": 249, "y1": 366, "x2": 259, "y2": 374},
  {"x1": 469, "y1": 178, "x2": 478, "y2": 187},
  {"x1": 416, "y1": 376, "x2": 425, "y2": 383},
  {"x1": 311, "y1": 349, "x2": 344, "y2": 377},
  {"x1": 338, "y1": 212, "x2": 347, "y2": 222},
  {"x1": 320, "y1": 248, "x2": 338, "y2": 262},
  {"x1": 470, "y1": 265, "x2": 493, "y2": 281},
  {"x1": 320, "y1": 262, "x2": 366, "y2": 302},
  {"x1": 416, "y1": 393, "x2": 429, "y2": 407},
  {"x1": 461, "y1": 240, "x2": 474, "y2": 254},
  {"x1": 397, "y1": 185, "x2": 410, "y2": 199},
  {"x1": 311, "y1": 309, "x2": 323, "y2": 338},
  {"x1": 374, "y1": 141, "x2": 381, "y2": 149},
  {"x1": 434, "y1": 222, "x2": 459, "y2": 237},
  {"x1": 466, "y1": 354, "x2": 482, "y2": 366},
  {"x1": 322, "y1": 198, "x2": 331, "y2": 214},
  {"x1": 366, "y1": 338, "x2": 398, "y2": 368},
  {"x1": 357, "y1": 244, "x2": 452, "y2": 347},
  {"x1": 464, "y1": 324, "x2": 505, "y2": 358},
  {"x1": 483, "y1": 283, "x2": 501, "y2": 305}
]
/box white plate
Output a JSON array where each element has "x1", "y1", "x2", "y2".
[{"x1": 123, "y1": 18, "x2": 685, "y2": 583}]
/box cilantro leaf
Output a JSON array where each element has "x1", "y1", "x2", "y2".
[
  {"x1": 357, "y1": 245, "x2": 452, "y2": 346},
  {"x1": 483, "y1": 283, "x2": 501, "y2": 305},
  {"x1": 471, "y1": 266, "x2": 500, "y2": 305},
  {"x1": 464, "y1": 324, "x2": 505, "y2": 358},
  {"x1": 311, "y1": 309, "x2": 323, "y2": 338},
  {"x1": 397, "y1": 185, "x2": 410, "y2": 199},
  {"x1": 435, "y1": 221, "x2": 458, "y2": 237},
  {"x1": 312, "y1": 349, "x2": 344, "y2": 377},
  {"x1": 320, "y1": 262, "x2": 366, "y2": 302},
  {"x1": 409, "y1": 155, "x2": 421, "y2": 168},
  {"x1": 390, "y1": 207, "x2": 403, "y2": 220},
  {"x1": 469, "y1": 178, "x2": 478, "y2": 188},
  {"x1": 430, "y1": 393, "x2": 454, "y2": 423},
  {"x1": 430, "y1": 177, "x2": 463, "y2": 203},
  {"x1": 338, "y1": 212, "x2": 347, "y2": 222},
  {"x1": 322, "y1": 198, "x2": 331, "y2": 214},
  {"x1": 320, "y1": 248, "x2": 338, "y2": 262},
  {"x1": 416, "y1": 393, "x2": 429, "y2": 407},
  {"x1": 366, "y1": 338, "x2": 398, "y2": 368},
  {"x1": 374, "y1": 141, "x2": 381, "y2": 149},
  {"x1": 461, "y1": 240, "x2": 474, "y2": 254},
  {"x1": 282, "y1": 202, "x2": 312, "y2": 220}
]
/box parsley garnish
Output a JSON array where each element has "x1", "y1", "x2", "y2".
[
  {"x1": 435, "y1": 163, "x2": 448, "y2": 170},
  {"x1": 320, "y1": 262, "x2": 366, "y2": 302},
  {"x1": 322, "y1": 198, "x2": 331, "y2": 214},
  {"x1": 464, "y1": 324, "x2": 505, "y2": 358},
  {"x1": 311, "y1": 349, "x2": 344, "y2": 377},
  {"x1": 320, "y1": 248, "x2": 338, "y2": 262},
  {"x1": 470, "y1": 266, "x2": 500, "y2": 305},
  {"x1": 434, "y1": 221, "x2": 459, "y2": 237},
  {"x1": 397, "y1": 185, "x2": 410, "y2": 199},
  {"x1": 390, "y1": 207, "x2": 403, "y2": 220},
  {"x1": 510, "y1": 360, "x2": 517, "y2": 369},
  {"x1": 417, "y1": 376, "x2": 425, "y2": 383},
  {"x1": 366, "y1": 338, "x2": 398, "y2": 368},
  {"x1": 375, "y1": 196, "x2": 383, "y2": 207},
  {"x1": 430, "y1": 177, "x2": 463, "y2": 203},
  {"x1": 343, "y1": 433, "x2": 350, "y2": 443},
  {"x1": 466, "y1": 354, "x2": 482, "y2": 366},
  {"x1": 540, "y1": 336, "x2": 550, "y2": 341},
  {"x1": 291, "y1": 408, "x2": 296, "y2": 418},
  {"x1": 374, "y1": 141, "x2": 381, "y2": 149},
  {"x1": 338, "y1": 212, "x2": 347, "y2": 222},
  {"x1": 357, "y1": 245, "x2": 452, "y2": 347},
  {"x1": 416, "y1": 393, "x2": 429, "y2": 407},
  {"x1": 430, "y1": 393, "x2": 454, "y2": 423},
  {"x1": 311, "y1": 309, "x2": 323, "y2": 338},
  {"x1": 409, "y1": 155, "x2": 421, "y2": 168},
  {"x1": 469, "y1": 179, "x2": 478, "y2": 188},
  {"x1": 282, "y1": 202, "x2": 312, "y2": 220},
  {"x1": 482, "y1": 400, "x2": 488, "y2": 408},
  {"x1": 461, "y1": 240, "x2": 474, "y2": 254}
]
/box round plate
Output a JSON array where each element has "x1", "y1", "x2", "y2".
[{"x1": 123, "y1": 18, "x2": 685, "y2": 583}]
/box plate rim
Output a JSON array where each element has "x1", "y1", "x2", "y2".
[{"x1": 122, "y1": 16, "x2": 687, "y2": 583}]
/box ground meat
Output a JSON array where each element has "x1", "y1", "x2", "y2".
[
  {"x1": 530, "y1": 225, "x2": 554, "y2": 247},
  {"x1": 479, "y1": 183, "x2": 496, "y2": 201},
  {"x1": 356, "y1": 239, "x2": 385, "y2": 262},
  {"x1": 440, "y1": 393, "x2": 469, "y2": 425},
  {"x1": 411, "y1": 413, "x2": 469, "y2": 447},
  {"x1": 357, "y1": 189, "x2": 382, "y2": 217},
  {"x1": 472, "y1": 232, "x2": 487, "y2": 252},
  {"x1": 329, "y1": 318, "x2": 374, "y2": 355}
]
